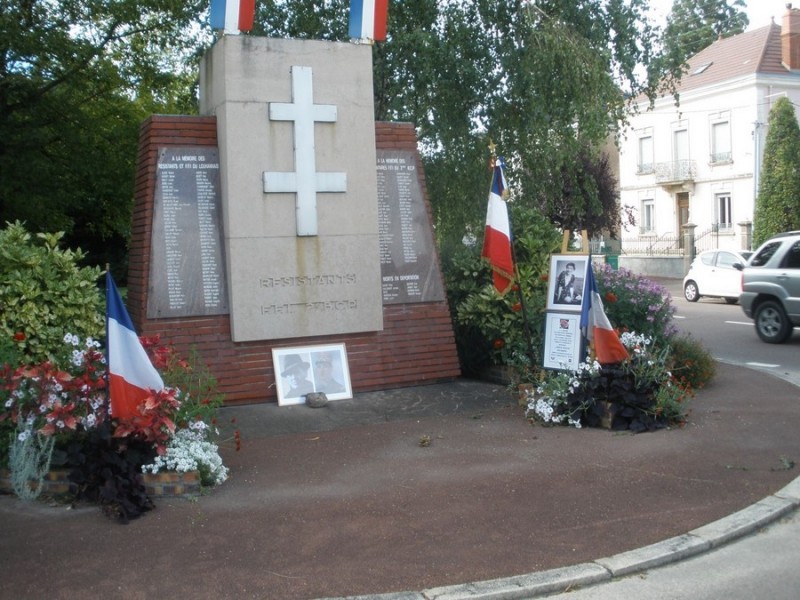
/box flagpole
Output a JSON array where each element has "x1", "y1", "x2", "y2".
[
  {"x1": 486, "y1": 143, "x2": 537, "y2": 370},
  {"x1": 103, "y1": 265, "x2": 112, "y2": 420}
]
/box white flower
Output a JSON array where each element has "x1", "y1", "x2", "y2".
[
  {"x1": 4, "y1": 399, "x2": 12, "y2": 408},
  {"x1": 141, "y1": 428, "x2": 228, "y2": 486},
  {"x1": 17, "y1": 430, "x2": 30, "y2": 442}
]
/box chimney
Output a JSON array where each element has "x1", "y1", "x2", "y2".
[{"x1": 782, "y1": 3, "x2": 800, "y2": 69}]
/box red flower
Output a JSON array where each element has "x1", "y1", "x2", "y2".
[
  {"x1": 605, "y1": 292, "x2": 618, "y2": 303},
  {"x1": 493, "y1": 338, "x2": 505, "y2": 350},
  {"x1": 511, "y1": 302, "x2": 522, "y2": 312},
  {"x1": 13, "y1": 331, "x2": 25, "y2": 341},
  {"x1": 40, "y1": 402, "x2": 78, "y2": 435}
]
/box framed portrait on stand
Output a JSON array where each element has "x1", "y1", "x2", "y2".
[{"x1": 546, "y1": 254, "x2": 589, "y2": 313}]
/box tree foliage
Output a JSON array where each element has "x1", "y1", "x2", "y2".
[
  {"x1": 254, "y1": 0, "x2": 666, "y2": 251},
  {"x1": 661, "y1": 0, "x2": 748, "y2": 75},
  {"x1": 753, "y1": 97, "x2": 800, "y2": 246},
  {"x1": 0, "y1": 0, "x2": 207, "y2": 274},
  {"x1": 1, "y1": 0, "x2": 673, "y2": 280}
]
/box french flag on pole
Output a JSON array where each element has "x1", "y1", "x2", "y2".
[
  {"x1": 349, "y1": 0, "x2": 389, "y2": 41},
  {"x1": 580, "y1": 260, "x2": 629, "y2": 365},
  {"x1": 481, "y1": 156, "x2": 515, "y2": 295},
  {"x1": 210, "y1": 0, "x2": 255, "y2": 34},
  {"x1": 106, "y1": 272, "x2": 164, "y2": 420}
]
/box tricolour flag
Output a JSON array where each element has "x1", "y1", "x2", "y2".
[
  {"x1": 481, "y1": 156, "x2": 515, "y2": 295},
  {"x1": 349, "y1": 0, "x2": 389, "y2": 41},
  {"x1": 580, "y1": 259, "x2": 629, "y2": 365},
  {"x1": 106, "y1": 272, "x2": 164, "y2": 420},
  {"x1": 210, "y1": 0, "x2": 256, "y2": 34}
]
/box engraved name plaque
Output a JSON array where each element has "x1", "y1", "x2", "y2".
[
  {"x1": 376, "y1": 149, "x2": 445, "y2": 304},
  {"x1": 148, "y1": 147, "x2": 229, "y2": 318}
]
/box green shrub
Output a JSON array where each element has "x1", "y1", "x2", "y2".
[
  {"x1": 667, "y1": 333, "x2": 716, "y2": 391},
  {"x1": 0, "y1": 221, "x2": 104, "y2": 363},
  {"x1": 444, "y1": 206, "x2": 561, "y2": 375}
]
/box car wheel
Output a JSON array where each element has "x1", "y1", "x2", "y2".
[
  {"x1": 724, "y1": 297, "x2": 738, "y2": 305},
  {"x1": 754, "y1": 300, "x2": 793, "y2": 344},
  {"x1": 684, "y1": 280, "x2": 700, "y2": 302}
]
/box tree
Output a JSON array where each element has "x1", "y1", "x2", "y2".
[
  {"x1": 548, "y1": 148, "x2": 634, "y2": 239},
  {"x1": 661, "y1": 0, "x2": 748, "y2": 74},
  {"x1": 0, "y1": 0, "x2": 207, "y2": 275},
  {"x1": 753, "y1": 96, "x2": 800, "y2": 246}
]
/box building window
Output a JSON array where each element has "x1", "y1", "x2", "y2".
[
  {"x1": 715, "y1": 193, "x2": 732, "y2": 230},
  {"x1": 637, "y1": 133, "x2": 653, "y2": 174},
  {"x1": 711, "y1": 120, "x2": 731, "y2": 163},
  {"x1": 641, "y1": 199, "x2": 655, "y2": 233}
]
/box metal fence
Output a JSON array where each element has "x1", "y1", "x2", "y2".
[{"x1": 619, "y1": 231, "x2": 683, "y2": 255}]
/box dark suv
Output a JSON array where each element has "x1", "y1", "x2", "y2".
[{"x1": 738, "y1": 231, "x2": 800, "y2": 343}]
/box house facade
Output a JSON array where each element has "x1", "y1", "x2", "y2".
[{"x1": 618, "y1": 6, "x2": 800, "y2": 277}]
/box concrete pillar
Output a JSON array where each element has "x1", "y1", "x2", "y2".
[
  {"x1": 682, "y1": 222, "x2": 697, "y2": 274},
  {"x1": 738, "y1": 220, "x2": 753, "y2": 251}
]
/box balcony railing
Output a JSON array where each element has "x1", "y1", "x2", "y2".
[
  {"x1": 710, "y1": 152, "x2": 732, "y2": 164},
  {"x1": 654, "y1": 160, "x2": 696, "y2": 184}
]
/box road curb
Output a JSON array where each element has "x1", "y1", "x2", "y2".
[{"x1": 323, "y1": 480, "x2": 800, "y2": 600}]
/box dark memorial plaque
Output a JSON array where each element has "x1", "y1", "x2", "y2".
[
  {"x1": 148, "y1": 147, "x2": 229, "y2": 318},
  {"x1": 377, "y1": 149, "x2": 445, "y2": 304}
]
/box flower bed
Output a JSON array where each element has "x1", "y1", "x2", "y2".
[
  {"x1": 1, "y1": 333, "x2": 238, "y2": 522},
  {"x1": 526, "y1": 332, "x2": 693, "y2": 432}
]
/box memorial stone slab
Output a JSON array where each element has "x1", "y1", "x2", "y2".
[{"x1": 200, "y1": 36, "x2": 383, "y2": 341}]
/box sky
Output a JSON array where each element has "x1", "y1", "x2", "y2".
[{"x1": 648, "y1": 0, "x2": 789, "y2": 31}]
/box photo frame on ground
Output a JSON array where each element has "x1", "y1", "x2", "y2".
[
  {"x1": 546, "y1": 254, "x2": 589, "y2": 313},
  {"x1": 273, "y1": 343, "x2": 352, "y2": 406},
  {"x1": 543, "y1": 312, "x2": 584, "y2": 371}
]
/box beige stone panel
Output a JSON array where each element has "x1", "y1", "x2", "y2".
[
  {"x1": 227, "y1": 234, "x2": 383, "y2": 342},
  {"x1": 202, "y1": 36, "x2": 378, "y2": 238}
]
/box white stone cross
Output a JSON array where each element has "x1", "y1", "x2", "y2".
[{"x1": 263, "y1": 65, "x2": 347, "y2": 236}]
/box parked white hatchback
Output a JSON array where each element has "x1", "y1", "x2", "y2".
[{"x1": 683, "y1": 249, "x2": 752, "y2": 304}]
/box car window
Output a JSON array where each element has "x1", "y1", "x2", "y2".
[
  {"x1": 716, "y1": 252, "x2": 739, "y2": 268},
  {"x1": 781, "y1": 241, "x2": 800, "y2": 269},
  {"x1": 700, "y1": 252, "x2": 714, "y2": 266},
  {"x1": 750, "y1": 241, "x2": 781, "y2": 267}
]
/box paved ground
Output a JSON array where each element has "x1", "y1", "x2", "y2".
[{"x1": 1, "y1": 363, "x2": 799, "y2": 599}]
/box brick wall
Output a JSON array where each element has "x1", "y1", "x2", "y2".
[{"x1": 128, "y1": 116, "x2": 461, "y2": 405}]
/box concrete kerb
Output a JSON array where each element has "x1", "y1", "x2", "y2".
[
  {"x1": 317, "y1": 363, "x2": 800, "y2": 600},
  {"x1": 321, "y1": 479, "x2": 800, "y2": 600}
]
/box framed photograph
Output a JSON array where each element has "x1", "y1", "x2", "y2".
[
  {"x1": 273, "y1": 343, "x2": 353, "y2": 406},
  {"x1": 546, "y1": 254, "x2": 589, "y2": 313},
  {"x1": 543, "y1": 312, "x2": 584, "y2": 371}
]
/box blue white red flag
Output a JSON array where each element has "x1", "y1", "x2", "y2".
[
  {"x1": 481, "y1": 156, "x2": 515, "y2": 295},
  {"x1": 106, "y1": 272, "x2": 164, "y2": 420},
  {"x1": 210, "y1": 0, "x2": 255, "y2": 34},
  {"x1": 349, "y1": 0, "x2": 389, "y2": 41},
  {"x1": 580, "y1": 259, "x2": 629, "y2": 364}
]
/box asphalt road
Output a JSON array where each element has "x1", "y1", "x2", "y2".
[{"x1": 655, "y1": 277, "x2": 800, "y2": 387}]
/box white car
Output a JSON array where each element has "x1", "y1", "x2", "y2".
[{"x1": 683, "y1": 249, "x2": 752, "y2": 304}]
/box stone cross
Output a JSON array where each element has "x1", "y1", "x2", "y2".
[{"x1": 263, "y1": 66, "x2": 347, "y2": 236}]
